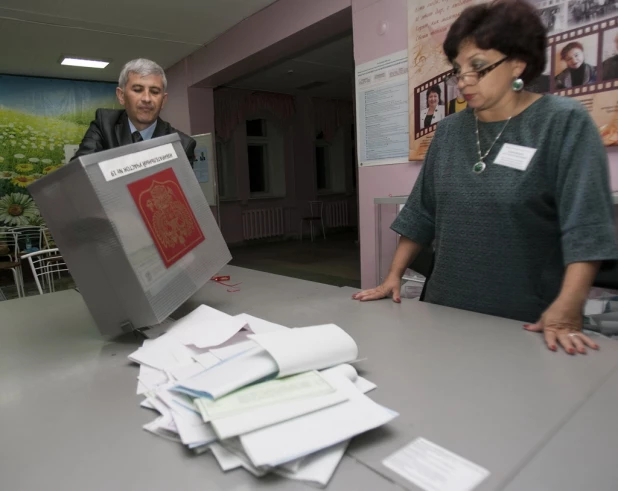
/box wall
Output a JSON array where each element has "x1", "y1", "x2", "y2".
[
  {"x1": 161, "y1": 0, "x2": 356, "y2": 245},
  {"x1": 352, "y1": 0, "x2": 618, "y2": 289}
]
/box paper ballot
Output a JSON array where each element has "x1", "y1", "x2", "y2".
[
  {"x1": 174, "y1": 324, "x2": 358, "y2": 400},
  {"x1": 240, "y1": 371, "x2": 398, "y2": 467},
  {"x1": 248, "y1": 324, "x2": 358, "y2": 377}
]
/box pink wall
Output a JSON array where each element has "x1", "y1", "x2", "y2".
[{"x1": 353, "y1": 0, "x2": 618, "y2": 289}]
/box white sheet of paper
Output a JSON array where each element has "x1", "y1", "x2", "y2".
[
  {"x1": 248, "y1": 324, "x2": 358, "y2": 377},
  {"x1": 274, "y1": 441, "x2": 349, "y2": 487},
  {"x1": 209, "y1": 443, "x2": 243, "y2": 471},
  {"x1": 173, "y1": 346, "x2": 279, "y2": 399},
  {"x1": 193, "y1": 352, "x2": 221, "y2": 370},
  {"x1": 236, "y1": 313, "x2": 289, "y2": 333},
  {"x1": 383, "y1": 438, "x2": 490, "y2": 491},
  {"x1": 584, "y1": 298, "x2": 607, "y2": 316},
  {"x1": 166, "y1": 305, "x2": 248, "y2": 348},
  {"x1": 219, "y1": 440, "x2": 268, "y2": 477},
  {"x1": 143, "y1": 415, "x2": 182, "y2": 443},
  {"x1": 137, "y1": 365, "x2": 169, "y2": 394},
  {"x1": 209, "y1": 339, "x2": 258, "y2": 361},
  {"x1": 170, "y1": 407, "x2": 218, "y2": 447},
  {"x1": 240, "y1": 372, "x2": 397, "y2": 467},
  {"x1": 493, "y1": 143, "x2": 536, "y2": 171},
  {"x1": 128, "y1": 336, "x2": 195, "y2": 371},
  {"x1": 143, "y1": 317, "x2": 177, "y2": 339}
]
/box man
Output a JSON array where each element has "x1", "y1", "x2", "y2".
[
  {"x1": 73, "y1": 58, "x2": 196, "y2": 163},
  {"x1": 603, "y1": 33, "x2": 618, "y2": 81}
]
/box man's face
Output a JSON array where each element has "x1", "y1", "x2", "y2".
[{"x1": 116, "y1": 72, "x2": 167, "y2": 129}]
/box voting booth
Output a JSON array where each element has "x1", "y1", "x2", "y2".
[{"x1": 28, "y1": 134, "x2": 231, "y2": 336}]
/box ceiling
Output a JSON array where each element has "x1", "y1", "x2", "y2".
[
  {"x1": 0, "y1": 0, "x2": 278, "y2": 82},
  {"x1": 227, "y1": 34, "x2": 354, "y2": 100}
]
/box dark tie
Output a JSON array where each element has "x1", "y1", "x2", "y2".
[{"x1": 131, "y1": 131, "x2": 143, "y2": 143}]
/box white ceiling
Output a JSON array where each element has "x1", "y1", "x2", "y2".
[
  {"x1": 0, "y1": 0, "x2": 278, "y2": 82},
  {"x1": 227, "y1": 34, "x2": 354, "y2": 100}
]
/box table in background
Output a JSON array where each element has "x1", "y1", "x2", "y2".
[{"x1": 1, "y1": 266, "x2": 618, "y2": 491}]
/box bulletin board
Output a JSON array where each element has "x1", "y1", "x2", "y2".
[
  {"x1": 408, "y1": 0, "x2": 618, "y2": 160},
  {"x1": 191, "y1": 133, "x2": 217, "y2": 207}
]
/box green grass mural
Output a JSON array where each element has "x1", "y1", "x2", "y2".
[{"x1": 0, "y1": 75, "x2": 118, "y2": 227}]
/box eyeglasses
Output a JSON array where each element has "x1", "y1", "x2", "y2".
[{"x1": 447, "y1": 57, "x2": 509, "y2": 87}]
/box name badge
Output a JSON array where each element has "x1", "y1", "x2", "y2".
[{"x1": 494, "y1": 143, "x2": 536, "y2": 171}]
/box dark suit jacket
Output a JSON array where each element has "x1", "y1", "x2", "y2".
[{"x1": 72, "y1": 109, "x2": 197, "y2": 164}]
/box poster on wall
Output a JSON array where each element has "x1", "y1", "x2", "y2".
[
  {"x1": 0, "y1": 75, "x2": 118, "y2": 226},
  {"x1": 355, "y1": 50, "x2": 410, "y2": 167},
  {"x1": 192, "y1": 133, "x2": 217, "y2": 206},
  {"x1": 407, "y1": 0, "x2": 618, "y2": 160}
]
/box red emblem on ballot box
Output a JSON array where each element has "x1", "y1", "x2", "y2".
[{"x1": 128, "y1": 167, "x2": 204, "y2": 268}]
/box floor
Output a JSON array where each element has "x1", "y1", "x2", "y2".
[
  {"x1": 229, "y1": 229, "x2": 361, "y2": 288},
  {"x1": 0, "y1": 229, "x2": 361, "y2": 300}
]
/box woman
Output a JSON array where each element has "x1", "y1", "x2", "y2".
[
  {"x1": 420, "y1": 85, "x2": 445, "y2": 127},
  {"x1": 555, "y1": 41, "x2": 597, "y2": 89},
  {"x1": 353, "y1": 0, "x2": 618, "y2": 355},
  {"x1": 448, "y1": 85, "x2": 468, "y2": 114}
]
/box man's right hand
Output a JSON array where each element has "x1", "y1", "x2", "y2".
[{"x1": 352, "y1": 275, "x2": 402, "y2": 303}]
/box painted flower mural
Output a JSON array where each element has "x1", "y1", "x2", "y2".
[
  {"x1": 0, "y1": 74, "x2": 119, "y2": 226},
  {"x1": 0, "y1": 193, "x2": 40, "y2": 226}
]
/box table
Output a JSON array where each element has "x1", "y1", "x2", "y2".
[
  {"x1": 503, "y1": 366, "x2": 618, "y2": 491},
  {"x1": 1, "y1": 266, "x2": 618, "y2": 491}
]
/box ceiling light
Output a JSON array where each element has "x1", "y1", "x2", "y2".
[{"x1": 60, "y1": 56, "x2": 109, "y2": 69}]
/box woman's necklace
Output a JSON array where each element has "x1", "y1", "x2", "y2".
[{"x1": 473, "y1": 98, "x2": 520, "y2": 174}]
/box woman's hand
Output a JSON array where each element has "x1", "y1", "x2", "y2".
[
  {"x1": 352, "y1": 275, "x2": 402, "y2": 303},
  {"x1": 524, "y1": 299, "x2": 599, "y2": 355}
]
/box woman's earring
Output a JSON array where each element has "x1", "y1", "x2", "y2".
[{"x1": 512, "y1": 78, "x2": 524, "y2": 92}]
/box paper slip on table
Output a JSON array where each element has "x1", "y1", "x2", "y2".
[{"x1": 1, "y1": 265, "x2": 617, "y2": 491}]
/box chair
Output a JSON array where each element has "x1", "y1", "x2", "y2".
[
  {"x1": 300, "y1": 201, "x2": 326, "y2": 242},
  {"x1": 0, "y1": 230, "x2": 24, "y2": 297},
  {"x1": 10, "y1": 226, "x2": 45, "y2": 254},
  {"x1": 22, "y1": 248, "x2": 70, "y2": 295}
]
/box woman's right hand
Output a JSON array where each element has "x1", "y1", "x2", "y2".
[{"x1": 352, "y1": 275, "x2": 402, "y2": 303}]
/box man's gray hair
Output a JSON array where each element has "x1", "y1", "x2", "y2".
[{"x1": 118, "y1": 58, "x2": 167, "y2": 91}]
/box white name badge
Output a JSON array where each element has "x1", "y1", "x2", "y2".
[{"x1": 494, "y1": 143, "x2": 536, "y2": 171}]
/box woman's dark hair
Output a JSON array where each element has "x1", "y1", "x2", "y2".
[
  {"x1": 426, "y1": 85, "x2": 443, "y2": 105},
  {"x1": 560, "y1": 42, "x2": 584, "y2": 60},
  {"x1": 443, "y1": 0, "x2": 547, "y2": 84}
]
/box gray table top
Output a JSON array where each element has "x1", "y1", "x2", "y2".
[
  {"x1": 503, "y1": 365, "x2": 618, "y2": 491},
  {"x1": 1, "y1": 265, "x2": 617, "y2": 491}
]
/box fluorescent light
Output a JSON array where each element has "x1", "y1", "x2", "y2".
[{"x1": 60, "y1": 57, "x2": 109, "y2": 69}]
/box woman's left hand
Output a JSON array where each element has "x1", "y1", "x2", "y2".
[{"x1": 524, "y1": 299, "x2": 599, "y2": 355}]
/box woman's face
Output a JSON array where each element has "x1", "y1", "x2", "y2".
[
  {"x1": 452, "y1": 41, "x2": 524, "y2": 112},
  {"x1": 564, "y1": 48, "x2": 584, "y2": 69},
  {"x1": 428, "y1": 91, "x2": 439, "y2": 108}
]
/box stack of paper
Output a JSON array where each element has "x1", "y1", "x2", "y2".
[{"x1": 129, "y1": 305, "x2": 396, "y2": 487}]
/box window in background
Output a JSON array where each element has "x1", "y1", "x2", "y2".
[
  {"x1": 315, "y1": 133, "x2": 331, "y2": 191},
  {"x1": 315, "y1": 129, "x2": 346, "y2": 194},
  {"x1": 246, "y1": 119, "x2": 285, "y2": 198}
]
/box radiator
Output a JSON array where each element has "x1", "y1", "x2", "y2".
[
  {"x1": 242, "y1": 207, "x2": 285, "y2": 240},
  {"x1": 325, "y1": 201, "x2": 349, "y2": 228}
]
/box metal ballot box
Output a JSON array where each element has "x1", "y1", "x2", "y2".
[{"x1": 29, "y1": 133, "x2": 231, "y2": 336}]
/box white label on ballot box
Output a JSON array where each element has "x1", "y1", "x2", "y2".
[
  {"x1": 99, "y1": 143, "x2": 178, "y2": 181},
  {"x1": 383, "y1": 437, "x2": 490, "y2": 491}
]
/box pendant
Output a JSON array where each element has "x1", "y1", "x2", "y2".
[{"x1": 473, "y1": 161, "x2": 486, "y2": 174}]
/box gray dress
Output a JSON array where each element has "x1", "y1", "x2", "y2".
[{"x1": 392, "y1": 95, "x2": 618, "y2": 322}]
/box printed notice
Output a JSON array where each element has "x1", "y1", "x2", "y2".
[
  {"x1": 99, "y1": 143, "x2": 177, "y2": 181},
  {"x1": 383, "y1": 438, "x2": 490, "y2": 491},
  {"x1": 355, "y1": 50, "x2": 409, "y2": 166}
]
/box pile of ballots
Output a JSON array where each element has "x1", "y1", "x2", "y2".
[{"x1": 129, "y1": 305, "x2": 398, "y2": 487}]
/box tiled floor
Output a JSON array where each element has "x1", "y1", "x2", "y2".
[{"x1": 0, "y1": 229, "x2": 361, "y2": 300}]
